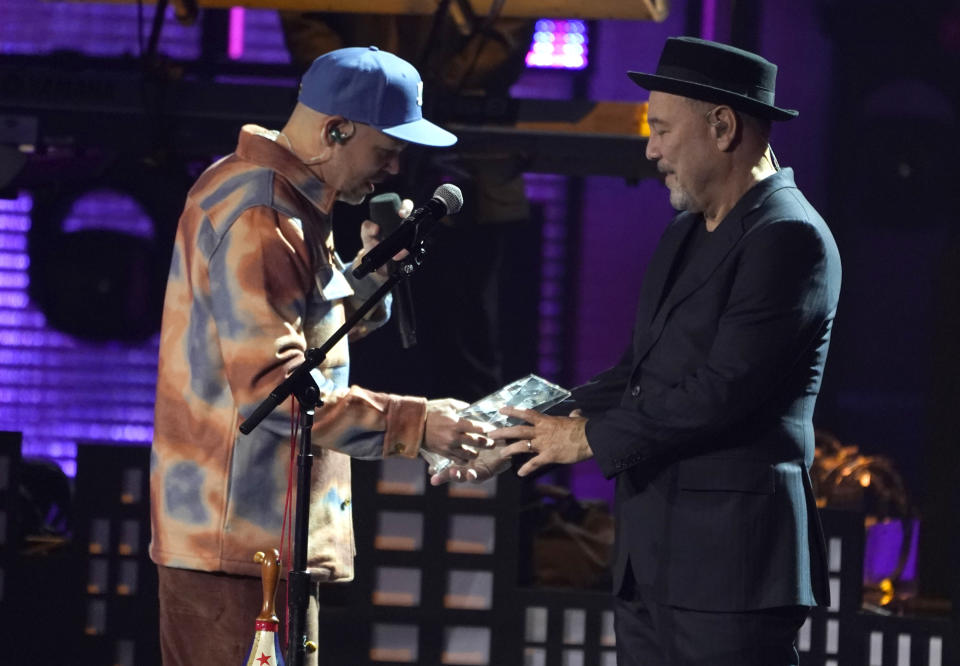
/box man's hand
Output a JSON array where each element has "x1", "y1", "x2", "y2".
[
  {"x1": 423, "y1": 398, "x2": 494, "y2": 464},
  {"x1": 359, "y1": 198, "x2": 413, "y2": 279},
  {"x1": 428, "y1": 444, "x2": 511, "y2": 486},
  {"x1": 489, "y1": 407, "x2": 592, "y2": 477}
]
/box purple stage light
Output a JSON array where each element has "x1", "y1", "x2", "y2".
[
  {"x1": 523, "y1": 173, "x2": 569, "y2": 382},
  {"x1": 227, "y1": 7, "x2": 292, "y2": 64},
  {"x1": 0, "y1": 234, "x2": 27, "y2": 251},
  {"x1": 701, "y1": 0, "x2": 717, "y2": 41},
  {"x1": 0, "y1": 272, "x2": 28, "y2": 289},
  {"x1": 0, "y1": 292, "x2": 30, "y2": 309},
  {"x1": 61, "y1": 189, "x2": 155, "y2": 239},
  {"x1": 0, "y1": 0, "x2": 201, "y2": 59},
  {"x1": 229, "y1": 7, "x2": 246, "y2": 60},
  {"x1": 0, "y1": 190, "x2": 160, "y2": 476},
  {"x1": 526, "y1": 19, "x2": 589, "y2": 70}
]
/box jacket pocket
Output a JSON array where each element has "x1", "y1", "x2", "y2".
[{"x1": 677, "y1": 458, "x2": 775, "y2": 494}]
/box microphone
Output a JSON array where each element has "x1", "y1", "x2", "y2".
[
  {"x1": 368, "y1": 192, "x2": 418, "y2": 348},
  {"x1": 352, "y1": 184, "x2": 463, "y2": 279},
  {"x1": 369, "y1": 192, "x2": 404, "y2": 237}
]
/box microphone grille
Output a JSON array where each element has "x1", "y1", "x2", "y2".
[{"x1": 432, "y1": 184, "x2": 464, "y2": 215}]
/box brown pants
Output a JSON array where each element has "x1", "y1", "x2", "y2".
[{"x1": 158, "y1": 565, "x2": 319, "y2": 666}]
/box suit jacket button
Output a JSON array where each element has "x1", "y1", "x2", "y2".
[{"x1": 631, "y1": 386, "x2": 641, "y2": 398}]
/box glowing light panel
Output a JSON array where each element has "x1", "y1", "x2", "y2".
[
  {"x1": 0, "y1": 191, "x2": 158, "y2": 476},
  {"x1": 525, "y1": 19, "x2": 589, "y2": 70}
]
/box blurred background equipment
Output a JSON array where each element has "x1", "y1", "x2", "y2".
[
  {"x1": 26, "y1": 158, "x2": 184, "y2": 342},
  {"x1": 813, "y1": 430, "x2": 920, "y2": 610},
  {"x1": 167, "y1": 0, "x2": 670, "y2": 22}
]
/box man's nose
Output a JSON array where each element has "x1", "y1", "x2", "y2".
[{"x1": 645, "y1": 136, "x2": 659, "y2": 161}]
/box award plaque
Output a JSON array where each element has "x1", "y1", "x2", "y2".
[{"x1": 421, "y1": 374, "x2": 571, "y2": 473}]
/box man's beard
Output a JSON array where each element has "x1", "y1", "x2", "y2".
[
  {"x1": 338, "y1": 187, "x2": 370, "y2": 205},
  {"x1": 661, "y1": 167, "x2": 699, "y2": 213},
  {"x1": 667, "y1": 176, "x2": 703, "y2": 213},
  {"x1": 668, "y1": 183, "x2": 701, "y2": 213}
]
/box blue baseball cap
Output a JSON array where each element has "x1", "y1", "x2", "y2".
[{"x1": 298, "y1": 46, "x2": 457, "y2": 148}]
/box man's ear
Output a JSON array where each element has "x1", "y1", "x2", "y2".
[
  {"x1": 321, "y1": 116, "x2": 350, "y2": 146},
  {"x1": 710, "y1": 106, "x2": 737, "y2": 150}
]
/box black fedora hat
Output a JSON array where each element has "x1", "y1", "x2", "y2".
[{"x1": 628, "y1": 36, "x2": 798, "y2": 121}]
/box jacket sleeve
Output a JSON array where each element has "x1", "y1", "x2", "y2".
[
  {"x1": 209, "y1": 206, "x2": 426, "y2": 460},
  {"x1": 588, "y1": 219, "x2": 838, "y2": 478},
  {"x1": 553, "y1": 344, "x2": 634, "y2": 417}
]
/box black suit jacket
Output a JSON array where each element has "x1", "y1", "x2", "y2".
[{"x1": 573, "y1": 169, "x2": 840, "y2": 611}]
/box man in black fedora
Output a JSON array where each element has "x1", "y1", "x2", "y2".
[{"x1": 478, "y1": 36, "x2": 843, "y2": 664}]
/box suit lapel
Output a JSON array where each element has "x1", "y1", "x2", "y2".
[
  {"x1": 654, "y1": 214, "x2": 744, "y2": 326},
  {"x1": 630, "y1": 169, "x2": 797, "y2": 369},
  {"x1": 633, "y1": 208, "x2": 746, "y2": 367},
  {"x1": 631, "y1": 214, "x2": 698, "y2": 357}
]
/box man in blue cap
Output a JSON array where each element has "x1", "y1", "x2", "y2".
[
  {"x1": 149, "y1": 46, "x2": 486, "y2": 665},
  {"x1": 450, "y1": 36, "x2": 841, "y2": 664},
  {"x1": 280, "y1": 45, "x2": 456, "y2": 204}
]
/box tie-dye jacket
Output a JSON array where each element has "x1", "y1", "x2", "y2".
[{"x1": 149, "y1": 125, "x2": 427, "y2": 581}]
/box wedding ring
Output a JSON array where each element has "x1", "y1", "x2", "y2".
[{"x1": 525, "y1": 440, "x2": 533, "y2": 451}]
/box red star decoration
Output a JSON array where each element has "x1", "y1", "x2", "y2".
[{"x1": 256, "y1": 653, "x2": 272, "y2": 665}]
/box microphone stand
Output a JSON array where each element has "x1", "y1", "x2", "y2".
[{"x1": 239, "y1": 228, "x2": 432, "y2": 666}]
